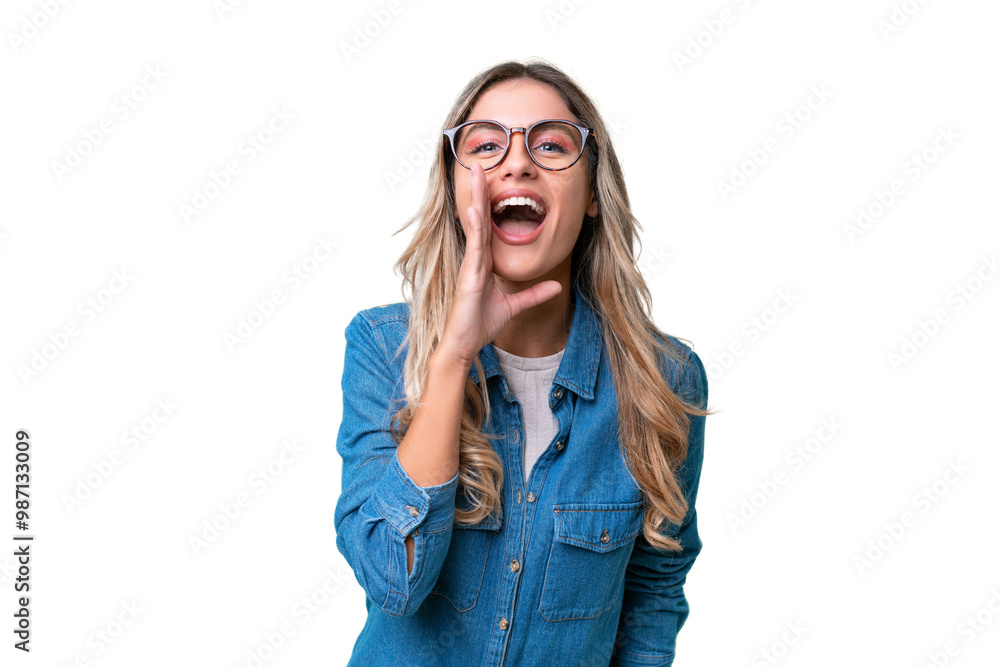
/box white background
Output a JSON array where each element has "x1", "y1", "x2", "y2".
[{"x1": 1, "y1": 0, "x2": 998, "y2": 665}]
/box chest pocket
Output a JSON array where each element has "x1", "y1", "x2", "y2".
[
  {"x1": 539, "y1": 501, "x2": 645, "y2": 622},
  {"x1": 429, "y1": 514, "x2": 500, "y2": 612}
]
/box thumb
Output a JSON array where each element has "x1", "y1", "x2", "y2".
[{"x1": 507, "y1": 280, "x2": 564, "y2": 319}]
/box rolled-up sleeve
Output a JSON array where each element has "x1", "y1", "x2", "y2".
[
  {"x1": 334, "y1": 312, "x2": 460, "y2": 617},
  {"x1": 611, "y1": 346, "x2": 708, "y2": 666}
]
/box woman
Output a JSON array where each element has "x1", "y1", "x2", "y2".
[{"x1": 335, "y1": 59, "x2": 712, "y2": 666}]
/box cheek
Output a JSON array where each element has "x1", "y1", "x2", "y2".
[{"x1": 555, "y1": 187, "x2": 588, "y2": 217}]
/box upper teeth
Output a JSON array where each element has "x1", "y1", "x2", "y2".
[{"x1": 492, "y1": 196, "x2": 546, "y2": 216}]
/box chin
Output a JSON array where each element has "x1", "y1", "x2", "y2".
[{"x1": 493, "y1": 266, "x2": 548, "y2": 285}]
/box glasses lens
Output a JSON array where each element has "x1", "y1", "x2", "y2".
[
  {"x1": 454, "y1": 122, "x2": 508, "y2": 169},
  {"x1": 527, "y1": 121, "x2": 584, "y2": 169}
]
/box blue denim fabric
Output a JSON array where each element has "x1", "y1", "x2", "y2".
[{"x1": 334, "y1": 282, "x2": 708, "y2": 666}]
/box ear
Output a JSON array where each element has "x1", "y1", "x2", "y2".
[{"x1": 586, "y1": 191, "x2": 599, "y2": 218}]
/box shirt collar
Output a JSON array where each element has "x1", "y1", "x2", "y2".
[{"x1": 468, "y1": 281, "x2": 602, "y2": 401}]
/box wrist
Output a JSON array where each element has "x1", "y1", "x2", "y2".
[{"x1": 432, "y1": 341, "x2": 476, "y2": 376}]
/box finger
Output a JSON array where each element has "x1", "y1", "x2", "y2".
[
  {"x1": 465, "y1": 205, "x2": 483, "y2": 275},
  {"x1": 481, "y1": 171, "x2": 492, "y2": 252},
  {"x1": 474, "y1": 164, "x2": 492, "y2": 252},
  {"x1": 466, "y1": 204, "x2": 478, "y2": 250},
  {"x1": 507, "y1": 280, "x2": 563, "y2": 318}
]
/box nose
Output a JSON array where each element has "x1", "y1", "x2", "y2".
[{"x1": 497, "y1": 128, "x2": 536, "y2": 178}]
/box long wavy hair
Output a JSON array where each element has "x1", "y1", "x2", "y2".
[{"x1": 387, "y1": 58, "x2": 713, "y2": 552}]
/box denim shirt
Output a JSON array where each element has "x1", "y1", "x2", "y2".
[{"x1": 334, "y1": 282, "x2": 708, "y2": 666}]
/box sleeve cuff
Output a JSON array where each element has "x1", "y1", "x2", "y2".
[{"x1": 371, "y1": 449, "x2": 460, "y2": 535}]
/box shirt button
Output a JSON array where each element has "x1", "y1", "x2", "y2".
[
  {"x1": 406, "y1": 505, "x2": 418, "y2": 517},
  {"x1": 499, "y1": 617, "x2": 509, "y2": 630},
  {"x1": 510, "y1": 558, "x2": 520, "y2": 572},
  {"x1": 516, "y1": 489, "x2": 522, "y2": 504},
  {"x1": 514, "y1": 430, "x2": 520, "y2": 444},
  {"x1": 553, "y1": 388, "x2": 563, "y2": 399},
  {"x1": 526, "y1": 492, "x2": 536, "y2": 503},
  {"x1": 600, "y1": 529, "x2": 610, "y2": 544},
  {"x1": 554, "y1": 440, "x2": 564, "y2": 451}
]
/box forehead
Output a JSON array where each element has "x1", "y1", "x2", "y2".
[{"x1": 467, "y1": 79, "x2": 577, "y2": 126}]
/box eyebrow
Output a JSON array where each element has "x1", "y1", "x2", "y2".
[
  {"x1": 463, "y1": 119, "x2": 581, "y2": 129},
  {"x1": 463, "y1": 121, "x2": 506, "y2": 130}
]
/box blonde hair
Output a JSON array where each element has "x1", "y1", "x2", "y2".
[{"x1": 388, "y1": 58, "x2": 712, "y2": 552}]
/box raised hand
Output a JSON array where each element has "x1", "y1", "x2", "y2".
[{"x1": 439, "y1": 163, "x2": 563, "y2": 367}]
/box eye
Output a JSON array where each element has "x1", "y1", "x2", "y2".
[
  {"x1": 533, "y1": 139, "x2": 570, "y2": 154},
  {"x1": 468, "y1": 139, "x2": 503, "y2": 154},
  {"x1": 458, "y1": 124, "x2": 507, "y2": 156},
  {"x1": 527, "y1": 122, "x2": 582, "y2": 158}
]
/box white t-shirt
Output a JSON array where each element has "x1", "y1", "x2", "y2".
[{"x1": 492, "y1": 343, "x2": 565, "y2": 485}]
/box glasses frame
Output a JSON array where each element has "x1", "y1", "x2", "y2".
[{"x1": 443, "y1": 119, "x2": 594, "y2": 172}]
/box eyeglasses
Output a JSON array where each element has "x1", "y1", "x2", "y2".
[{"x1": 443, "y1": 119, "x2": 593, "y2": 172}]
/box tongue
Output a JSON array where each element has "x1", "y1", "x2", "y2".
[{"x1": 498, "y1": 219, "x2": 540, "y2": 236}]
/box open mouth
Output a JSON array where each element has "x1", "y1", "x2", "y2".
[{"x1": 492, "y1": 196, "x2": 547, "y2": 236}]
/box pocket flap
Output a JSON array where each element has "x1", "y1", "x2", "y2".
[{"x1": 553, "y1": 501, "x2": 644, "y2": 552}]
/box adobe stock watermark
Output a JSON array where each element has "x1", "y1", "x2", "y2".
[
  {"x1": 61, "y1": 397, "x2": 179, "y2": 514},
  {"x1": 886, "y1": 254, "x2": 997, "y2": 372},
  {"x1": 606, "y1": 114, "x2": 629, "y2": 141},
  {"x1": 188, "y1": 438, "x2": 305, "y2": 556},
  {"x1": 877, "y1": 0, "x2": 932, "y2": 40},
  {"x1": 672, "y1": 0, "x2": 757, "y2": 73},
  {"x1": 339, "y1": 0, "x2": 411, "y2": 63},
  {"x1": 716, "y1": 84, "x2": 833, "y2": 202},
  {"x1": 51, "y1": 65, "x2": 168, "y2": 183},
  {"x1": 750, "y1": 619, "x2": 808, "y2": 667},
  {"x1": 843, "y1": 125, "x2": 958, "y2": 244},
  {"x1": 727, "y1": 417, "x2": 843, "y2": 534},
  {"x1": 544, "y1": 0, "x2": 591, "y2": 30},
  {"x1": 16, "y1": 268, "x2": 134, "y2": 386},
  {"x1": 213, "y1": 0, "x2": 250, "y2": 20},
  {"x1": 7, "y1": 0, "x2": 72, "y2": 54},
  {"x1": 637, "y1": 243, "x2": 673, "y2": 280},
  {"x1": 385, "y1": 131, "x2": 438, "y2": 193},
  {"x1": 55, "y1": 600, "x2": 144, "y2": 666},
  {"x1": 231, "y1": 566, "x2": 352, "y2": 667},
  {"x1": 916, "y1": 588, "x2": 1000, "y2": 667},
  {"x1": 853, "y1": 459, "x2": 969, "y2": 575},
  {"x1": 223, "y1": 234, "x2": 339, "y2": 352},
  {"x1": 704, "y1": 288, "x2": 798, "y2": 381},
  {"x1": 178, "y1": 106, "x2": 295, "y2": 224}
]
